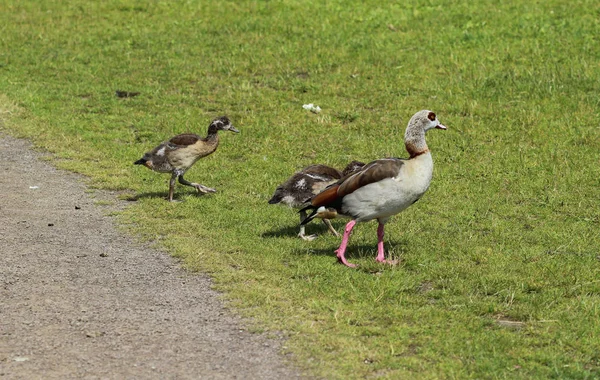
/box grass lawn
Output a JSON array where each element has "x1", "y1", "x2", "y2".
[{"x1": 1, "y1": 0, "x2": 600, "y2": 378}]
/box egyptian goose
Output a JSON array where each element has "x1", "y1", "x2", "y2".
[
  {"x1": 134, "y1": 116, "x2": 239, "y2": 201},
  {"x1": 269, "y1": 161, "x2": 365, "y2": 240},
  {"x1": 300, "y1": 110, "x2": 446, "y2": 267}
]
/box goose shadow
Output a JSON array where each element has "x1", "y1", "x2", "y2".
[
  {"x1": 290, "y1": 239, "x2": 406, "y2": 257},
  {"x1": 289, "y1": 239, "x2": 409, "y2": 271}
]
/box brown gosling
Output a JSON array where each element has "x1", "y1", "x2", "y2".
[
  {"x1": 134, "y1": 116, "x2": 239, "y2": 201},
  {"x1": 269, "y1": 161, "x2": 365, "y2": 240}
]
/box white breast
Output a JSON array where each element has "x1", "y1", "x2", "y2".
[{"x1": 342, "y1": 153, "x2": 434, "y2": 222}]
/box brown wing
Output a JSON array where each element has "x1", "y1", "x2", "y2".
[
  {"x1": 310, "y1": 184, "x2": 341, "y2": 207},
  {"x1": 337, "y1": 158, "x2": 404, "y2": 197},
  {"x1": 168, "y1": 133, "x2": 200, "y2": 147},
  {"x1": 309, "y1": 159, "x2": 404, "y2": 208}
]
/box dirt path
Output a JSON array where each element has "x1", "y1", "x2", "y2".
[{"x1": 0, "y1": 135, "x2": 305, "y2": 379}]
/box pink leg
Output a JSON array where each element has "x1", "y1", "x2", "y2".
[
  {"x1": 335, "y1": 220, "x2": 357, "y2": 267},
  {"x1": 375, "y1": 222, "x2": 399, "y2": 265},
  {"x1": 375, "y1": 223, "x2": 386, "y2": 262}
]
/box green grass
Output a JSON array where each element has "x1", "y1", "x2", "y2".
[{"x1": 2, "y1": 0, "x2": 600, "y2": 378}]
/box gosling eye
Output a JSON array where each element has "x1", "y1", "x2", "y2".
[{"x1": 427, "y1": 112, "x2": 436, "y2": 121}]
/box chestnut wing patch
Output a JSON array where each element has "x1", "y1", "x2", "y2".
[
  {"x1": 169, "y1": 133, "x2": 200, "y2": 147},
  {"x1": 310, "y1": 184, "x2": 341, "y2": 207},
  {"x1": 337, "y1": 159, "x2": 404, "y2": 197}
]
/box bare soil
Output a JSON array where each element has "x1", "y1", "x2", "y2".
[{"x1": 0, "y1": 135, "x2": 306, "y2": 379}]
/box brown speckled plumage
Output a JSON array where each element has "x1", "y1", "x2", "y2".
[
  {"x1": 269, "y1": 161, "x2": 364, "y2": 240},
  {"x1": 134, "y1": 116, "x2": 239, "y2": 201}
]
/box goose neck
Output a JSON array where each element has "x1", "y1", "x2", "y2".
[{"x1": 404, "y1": 129, "x2": 429, "y2": 158}]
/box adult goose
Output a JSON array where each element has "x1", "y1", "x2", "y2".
[
  {"x1": 134, "y1": 116, "x2": 239, "y2": 201},
  {"x1": 300, "y1": 110, "x2": 446, "y2": 267},
  {"x1": 269, "y1": 161, "x2": 365, "y2": 240}
]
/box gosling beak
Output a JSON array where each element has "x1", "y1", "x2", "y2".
[
  {"x1": 435, "y1": 124, "x2": 447, "y2": 130},
  {"x1": 227, "y1": 125, "x2": 240, "y2": 133}
]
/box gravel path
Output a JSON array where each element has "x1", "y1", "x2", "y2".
[{"x1": 0, "y1": 135, "x2": 305, "y2": 379}]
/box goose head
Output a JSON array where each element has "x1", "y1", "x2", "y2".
[
  {"x1": 404, "y1": 110, "x2": 446, "y2": 157},
  {"x1": 209, "y1": 116, "x2": 240, "y2": 134},
  {"x1": 407, "y1": 110, "x2": 446, "y2": 134}
]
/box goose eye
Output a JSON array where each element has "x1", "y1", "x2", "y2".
[{"x1": 427, "y1": 112, "x2": 436, "y2": 121}]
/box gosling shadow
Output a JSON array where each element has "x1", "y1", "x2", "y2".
[
  {"x1": 261, "y1": 219, "x2": 345, "y2": 239},
  {"x1": 125, "y1": 190, "x2": 213, "y2": 202}
]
